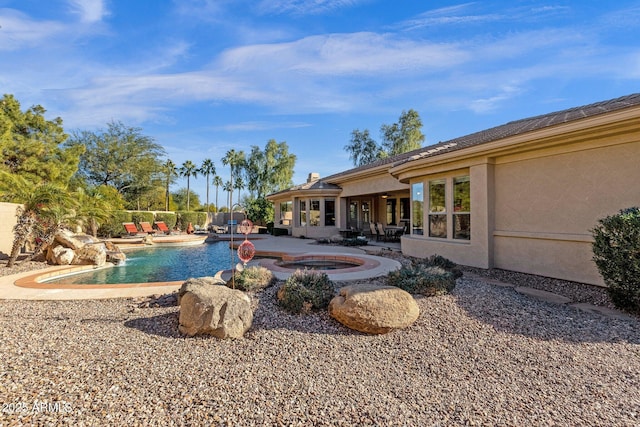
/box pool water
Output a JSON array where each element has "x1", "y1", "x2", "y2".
[{"x1": 44, "y1": 241, "x2": 239, "y2": 285}]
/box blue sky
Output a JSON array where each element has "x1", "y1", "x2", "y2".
[{"x1": 1, "y1": 0, "x2": 639, "y2": 203}]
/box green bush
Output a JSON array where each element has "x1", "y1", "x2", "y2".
[
  {"x1": 228, "y1": 266, "x2": 276, "y2": 292},
  {"x1": 98, "y1": 211, "x2": 133, "y2": 238},
  {"x1": 154, "y1": 212, "x2": 177, "y2": 229},
  {"x1": 417, "y1": 254, "x2": 463, "y2": 280},
  {"x1": 176, "y1": 211, "x2": 207, "y2": 230},
  {"x1": 131, "y1": 211, "x2": 154, "y2": 225},
  {"x1": 386, "y1": 254, "x2": 459, "y2": 296},
  {"x1": 277, "y1": 270, "x2": 335, "y2": 314},
  {"x1": 592, "y1": 207, "x2": 640, "y2": 314}
]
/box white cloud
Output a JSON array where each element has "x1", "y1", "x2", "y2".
[
  {"x1": 217, "y1": 121, "x2": 311, "y2": 132},
  {"x1": 217, "y1": 32, "x2": 468, "y2": 76},
  {"x1": 68, "y1": 0, "x2": 108, "y2": 23},
  {"x1": 0, "y1": 9, "x2": 66, "y2": 50},
  {"x1": 257, "y1": 0, "x2": 364, "y2": 16}
]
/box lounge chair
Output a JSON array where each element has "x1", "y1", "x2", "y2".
[
  {"x1": 123, "y1": 222, "x2": 140, "y2": 236},
  {"x1": 139, "y1": 221, "x2": 156, "y2": 235},
  {"x1": 154, "y1": 221, "x2": 171, "y2": 235}
]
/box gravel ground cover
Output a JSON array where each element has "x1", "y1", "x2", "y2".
[{"x1": 1, "y1": 268, "x2": 639, "y2": 426}]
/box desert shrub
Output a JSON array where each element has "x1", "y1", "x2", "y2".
[
  {"x1": 387, "y1": 254, "x2": 459, "y2": 296},
  {"x1": 228, "y1": 266, "x2": 276, "y2": 292},
  {"x1": 416, "y1": 254, "x2": 463, "y2": 280},
  {"x1": 387, "y1": 265, "x2": 455, "y2": 296},
  {"x1": 592, "y1": 207, "x2": 640, "y2": 313},
  {"x1": 98, "y1": 211, "x2": 133, "y2": 237},
  {"x1": 131, "y1": 211, "x2": 154, "y2": 225},
  {"x1": 154, "y1": 212, "x2": 177, "y2": 229},
  {"x1": 277, "y1": 270, "x2": 335, "y2": 314}
]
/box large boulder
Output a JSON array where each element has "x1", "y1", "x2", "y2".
[
  {"x1": 54, "y1": 229, "x2": 89, "y2": 250},
  {"x1": 48, "y1": 245, "x2": 75, "y2": 265},
  {"x1": 73, "y1": 244, "x2": 107, "y2": 266},
  {"x1": 328, "y1": 284, "x2": 420, "y2": 334},
  {"x1": 178, "y1": 277, "x2": 253, "y2": 339}
]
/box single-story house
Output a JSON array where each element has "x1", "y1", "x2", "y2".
[{"x1": 267, "y1": 93, "x2": 640, "y2": 286}]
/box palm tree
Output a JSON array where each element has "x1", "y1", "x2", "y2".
[
  {"x1": 221, "y1": 149, "x2": 245, "y2": 212},
  {"x1": 223, "y1": 180, "x2": 233, "y2": 211},
  {"x1": 212, "y1": 175, "x2": 223, "y2": 212},
  {"x1": 235, "y1": 177, "x2": 245, "y2": 203},
  {"x1": 75, "y1": 187, "x2": 113, "y2": 238},
  {"x1": 179, "y1": 160, "x2": 198, "y2": 211},
  {"x1": 163, "y1": 160, "x2": 178, "y2": 211},
  {"x1": 0, "y1": 171, "x2": 76, "y2": 267},
  {"x1": 200, "y1": 159, "x2": 216, "y2": 213}
]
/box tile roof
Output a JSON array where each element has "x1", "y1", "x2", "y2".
[
  {"x1": 324, "y1": 93, "x2": 640, "y2": 182},
  {"x1": 267, "y1": 177, "x2": 341, "y2": 198}
]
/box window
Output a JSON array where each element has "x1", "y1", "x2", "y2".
[
  {"x1": 349, "y1": 201, "x2": 358, "y2": 229},
  {"x1": 428, "y1": 179, "x2": 446, "y2": 238},
  {"x1": 400, "y1": 198, "x2": 410, "y2": 221},
  {"x1": 299, "y1": 200, "x2": 306, "y2": 227},
  {"x1": 386, "y1": 198, "x2": 397, "y2": 225},
  {"x1": 453, "y1": 176, "x2": 471, "y2": 240},
  {"x1": 310, "y1": 200, "x2": 320, "y2": 226},
  {"x1": 279, "y1": 201, "x2": 292, "y2": 225},
  {"x1": 324, "y1": 199, "x2": 335, "y2": 226},
  {"x1": 411, "y1": 183, "x2": 424, "y2": 235},
  {"x1": 361, "y1": 202, "x2": 370, "y2": 224}
]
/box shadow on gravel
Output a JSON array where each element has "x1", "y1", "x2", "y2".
[
  {"x1": 453, "y1": 280, "x2": 640, "y2": 344},
  {"x1": 124, "y1": 312, "x2": 182, "y2": 338}
]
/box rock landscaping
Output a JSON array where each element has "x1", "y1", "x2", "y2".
[{"x1": 1, "y1": 253, "x2": 639, "y2": 425}]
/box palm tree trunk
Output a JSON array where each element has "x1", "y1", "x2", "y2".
[
  {"x1": 186, "y1": 177, "x2": 191, "y2": 211},
  {"x1": 206, "y1": 175, "x2": 210, "y2": 213},
  {"x1": 7, "y1": 214, "x2": 36, "y2": 268}
]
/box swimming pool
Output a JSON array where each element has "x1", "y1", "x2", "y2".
[{"x1": 44, "y1": 241, "x2": 239, "y2": 285}]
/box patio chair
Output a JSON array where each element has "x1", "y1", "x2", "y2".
[
  {"x1": 122, "y1": 222, "x2": 140, "y2": 236},
  {"x1": 139, "y1": 221, "x2": 156, "y2": 235},
  {"x1": 376, "y1": 222, "x2": 387, "y2": 241},
  {"x1": 369, "y1": 222, "x2": 382, "y2": 241},
  {"x1": 154, "y1": 221, "x2": 171, "y2": 235}
]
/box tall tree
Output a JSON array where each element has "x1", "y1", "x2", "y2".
[
  {"x1": 344, "y1": 129, "x2": 384, "y2": 167},
  {"x1": 179, "y1": 160, "x2": 198, "y2": 211},
  {"x1": 223, "y1": 180, "x2": 233, "y2": 210},
  {"x1": 200, "y1": 158, "x2": 216, "y2": 213},
  {"x1": 66, "y1": 121, "x2": 166, "y2": 207},
  {"x1": 212, "y1": 175, "x2": 223, "y2": 212},
  {"x1": 344, "y1": 109, "x2": 425, "y2": 166},
  {"x1": 235, "y1": 177, "x2": 244, "y2": 203},
  {"x1": 0, "y1": 94, "x2": 83, "y2": 186},
  {"x1": 380, "y1": 109, "x2": 425, "y2": 155},
  {"x1": 171, "y1": 188, "x2": 201, "y2": 211},
  {"x1": 245, "y1": 139, "x2": 296, "y2": 198},
  {"x1": 221, "y1": 149, "x2": 245, "y2": 210},
  {"x1": 162, "y1": 159, "x2": 178, "y2": 211}
]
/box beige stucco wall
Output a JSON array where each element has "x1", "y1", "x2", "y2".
[
  {"x1": 401, "y1": 162, "x2": 495, "y2": 269},
  {"x1": 393, "y1": 115, "x2": 640, "y2": 286},
  {"x1": 0, "y1": 202, "x2": 20, "y2": 257},
  {"x1": 493, "y1": 140, "x2": 640, "y2": 285}
]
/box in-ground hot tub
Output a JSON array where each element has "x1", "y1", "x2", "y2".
[{"x1": 258, "y1": 252, "x2": 398, "y2": 281}]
